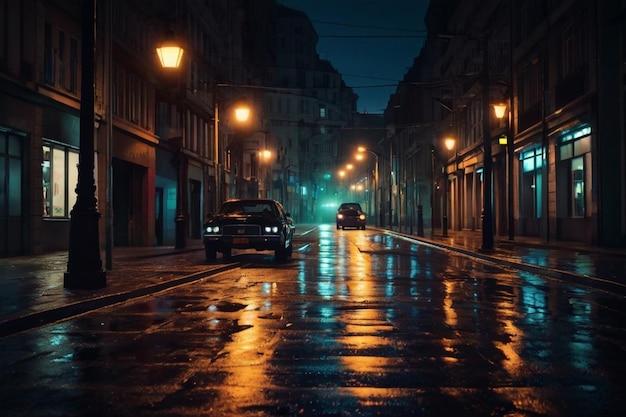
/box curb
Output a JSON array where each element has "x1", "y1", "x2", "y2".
[
  {"x1": 385, "y1": 230, "x2": 626, "y2": 297},
  {"x1": 0, "y1": 263, "x2": 237, "y2": 339}
]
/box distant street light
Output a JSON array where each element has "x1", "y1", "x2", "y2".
[
  {"x1": 214, "y1": 94, "x2": 252, "y2": 207},
  {"x1": 357, "y1": 146, "x2": 380, "y2": 227}
]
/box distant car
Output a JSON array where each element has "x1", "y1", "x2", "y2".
[
  {"x1": 336, "y1": 202, "x2": 366, "y2": 230},
  {"x1": 203, "y1": 198, "x2": 295, "y2": 261}
]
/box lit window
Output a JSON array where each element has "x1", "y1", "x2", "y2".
[
  {"x1": 557, "y1": 126, "x2": 591, "y2": 218},
  {"x1": 42, "y1": 143, "x2": 79, "y2": 218}
]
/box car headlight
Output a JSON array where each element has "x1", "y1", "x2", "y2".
[
  {"x1": 359, "y1": 214, "x2": 366, "y2": 220},
  {"x1": 264, "y1": 226, "x2": 280, "y2": 234},
  {"x1": 205, "y1": 225, "x2": 220, "y2": 234},
  {"x1": 337, "y1": 214, "x2": 344, "y2": 220}
]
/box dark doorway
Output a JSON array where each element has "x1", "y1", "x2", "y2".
[
  {"x1": 0, "y1": 132, "x2": 24, "y2": 257},
  {"x1": 113, "y1": 158, "x2": 146, "y2": 246}
]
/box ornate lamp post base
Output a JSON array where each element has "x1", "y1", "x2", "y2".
[{"x1": 64, "y1": 208, "x2": 106, "y2": 289}]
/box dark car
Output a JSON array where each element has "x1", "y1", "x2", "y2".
[
  {"x1": 203, "y1": 198, "x2": 295, "y2": 261},
  {"x1": 336, "y1": 202, "x2": 366, "y2": 230}
]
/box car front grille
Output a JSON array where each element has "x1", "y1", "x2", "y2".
[{"x1": 223, "y1": 224, "x2": 262, "y2": 236}]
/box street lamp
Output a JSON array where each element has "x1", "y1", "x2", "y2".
[
  {"x1": 357, "y1": 147, "x2": 380, "y2": 227},
  {"x1": 258, "y1": 149, "x2": 272, "y2": 198},
  {"x1": 442, "y1": 137, "x2": 456, "y2": 237},
  {"x1": 494, "y1": 103, "x2": 514, "y2": 241},
  {"x1": 213, "y1": 95, "x2": 251, "y2": 209},
  {"x1": 480, "y1": 36, "x2": 495, "y2": 252},
  {"x1": 156, "y1": 41, "x2": 184, "y2": 69},
  {"x1": 156, "y1": 36, "x2": 186, "y2": 249},
  {"x1": 64, "y1": 0, "x2": 106, "y2": 289},
  {"x1": 357, "y1": 146, "x2": 383, "y2": 226}
]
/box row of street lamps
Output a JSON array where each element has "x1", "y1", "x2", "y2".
[
  {"x1": 337, "y1": 147, "x2": 381, "y2": 226},
  {"x1": 337, "y1": 102, "x2": 510, "y2": 245}
]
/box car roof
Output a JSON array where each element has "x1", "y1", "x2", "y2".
[{"x1": 223, "y1": 198, "x2": 279, "y2": 205}]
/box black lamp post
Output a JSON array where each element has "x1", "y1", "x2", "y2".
[
  {"x1": 481, "y1": 36, "x2": 495, "y2": 252},
  {"x1": 442, "y1": 137, "x2": 456, "y2": 237},
  {"x1": 64, "y1": 0, "x2": 106, "y2": 289},
  {"x1": 494, "y1": 103, "x2": 514, "y2": 241},
  {"x1": 156, "y1": 34, "x2": 185, "y2": 248},
  {"x1": 213, "y1": 94, "x2": 251, "y2": 208},
  {"x1": 357, "y1": 147, "x2": 380, "y2": 227}
]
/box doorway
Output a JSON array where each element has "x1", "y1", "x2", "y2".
[{"x1": 113, "y1": 158, "x2": 146, "y2": 246}]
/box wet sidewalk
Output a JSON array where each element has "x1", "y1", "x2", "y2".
[
  {"x1": 401, "y1": 228, "x2": 626, "y2": 295},
  {"x1": 1, "y1": 228, "x2": 625, "y2": 339},
  {"x1": 0, "y1": 241, "x2": 220, "y2": 338}
]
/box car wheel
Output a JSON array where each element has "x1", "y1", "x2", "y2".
[
  {"x1": 361, "y1": 225, "x2": 366, "y2": 230},
  {"x1": 222, "y1": 247, "x2": 232, "y2": 259},
  {"x1": 336, "y1": 223, "x2": 340, "y2": 229},
  {"x1": 205, "y1": 245, "x2": 217, "y2": 262}
]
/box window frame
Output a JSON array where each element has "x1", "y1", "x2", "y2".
[
  {"x1": 556, "y1": 126, "x2": 591, "y2": 218},
  {"x1": 42, "y1": 141, "x2": 80, "y2": 219}
]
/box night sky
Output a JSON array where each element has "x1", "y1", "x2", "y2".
[{"x1": 278, "y1": 0, "x2": 429, "y2": 114}]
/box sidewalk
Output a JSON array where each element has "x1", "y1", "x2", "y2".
[
  {"x1": 397, "y1": 227, "x2": 626, "y2": 295},
  {"x1": 0, "y1": 240, "x2": 221, "y2": 338},
  {"x1": 1, "y1": 229, "x2": 625, "y2": 339}
]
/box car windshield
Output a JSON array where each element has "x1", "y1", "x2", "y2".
[
  {"x1": 339, "y1": 203, "x2": 362, "y2": 212},
  {"x1": 222, "y1": 201, "x2": 278, "y2": 217}
]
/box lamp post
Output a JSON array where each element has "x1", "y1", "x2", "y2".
[
  {"x1": 156, "y1": 34, "x2": 185, "y2": 248},
  {"x1": 64, "y1": 0, "x2": 106, "y2": 289},
  {"x1": 213, "y1": 94, "x2": 251, "y2": 207},
  {"x1": 357, "y1": 147, "x2": 379, "y2": 227},
  {"x1": 481, "y1": 36, "x2": 495, "y2": 252},
  {"x1": 442, "y1": 137, "x2": 456, "y2": 237},
  {"x1": 494, "y1": 103, "x2": 514, "y2": 241}
]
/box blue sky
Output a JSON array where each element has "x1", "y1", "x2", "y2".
[{"x1": 278, "y1": 0, "x2": 429, "y2": 113}]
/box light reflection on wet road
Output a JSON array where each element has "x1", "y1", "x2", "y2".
[{"x1": 1, "y1": 224, "x2": 626, "y2": 416}]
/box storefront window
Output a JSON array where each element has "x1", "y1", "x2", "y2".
[
  {"x1": 557, "y1": 125, "x2": 591, "y2": 218},
  {"x1": 572, "y1": 156, "x2": 585, "y2": 217},
  {"x1": 42, "y1": 142, "x2": 79, "y2": 218},
  {"x1": 519, "y1": 146, "x2": 544, "y2": 219}
]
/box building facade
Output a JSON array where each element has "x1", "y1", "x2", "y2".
[
  {"x1": 0, "y1": 0, "x2": 355, "y2": 257},
  {"x1": 385, "y1": 0, "x2": 626, "y2": 248}
]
